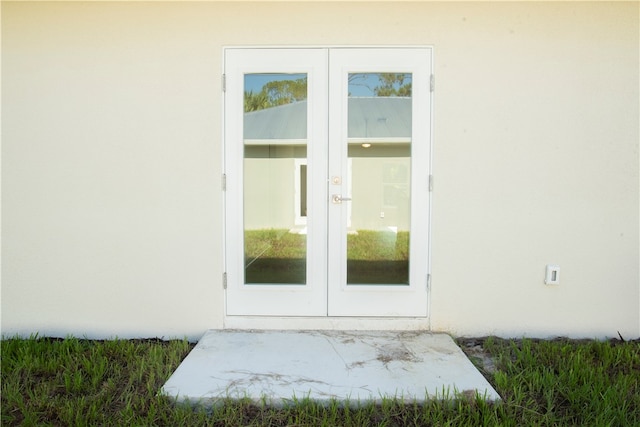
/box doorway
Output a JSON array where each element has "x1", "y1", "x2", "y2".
[{"x1": 224, "y1": 47, "x2": 432, "y2": 317}]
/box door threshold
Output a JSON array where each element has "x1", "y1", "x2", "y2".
[{"x1": 224, "y1": 316, "x2": 430, "y2": 331}]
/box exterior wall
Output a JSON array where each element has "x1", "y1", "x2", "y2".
[{"x1": 2, "y1": 1, "x2": 638, "y2": 340}]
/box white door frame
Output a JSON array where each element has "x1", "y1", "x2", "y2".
[
  {"x1": 224, "y1": 48, "x2": 329, "y2": 316},
  {"x1": 223, "y1": 46, "x2": 433, "y2": 326},
  {"x1": 327, "y1": 48, "x2": 432, "y2": 317}
]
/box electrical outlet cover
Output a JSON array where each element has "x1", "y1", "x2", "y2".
[{"x1": 545, "y1": 265, "x2": 560, "y2": 285}]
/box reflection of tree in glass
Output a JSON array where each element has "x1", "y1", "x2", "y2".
[
  {"x1": 244, "y1": 78, "x2": 307, "y2": 112},
  {"x1": 244, "y1": 73, "x2": 412, "y2": 112},
  {"x1": 349, "y1": 73, "x2": 412, "y2": 97},
  {"x1": 244, "y1": 90, "x2": 270, "y2": 112},
  {"x1": 375, "y1": 73, "x2": 412, "y2": 97},
  {"x1": 264, "y1": 79, "x2": 307, "y2": 105}
]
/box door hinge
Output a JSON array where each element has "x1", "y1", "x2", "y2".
[
  {"x1": 223, "y1": 272, "x2": 227, "y2": 289},
  {"x1": 222, "y1": 74, "x2": 226, "y2": 92},
  {"x1": 222, "y1": 173, "x2": 226, "y2": 191},
  {"x1": 427, "y1": 274, "x2": 432, "y2": 291},
  {"x1": 428, "y1": 175, "x2": 434, "y2": 192},
  {"x1": 430, "y1": 74, "x2": 435, "y2": 92}
]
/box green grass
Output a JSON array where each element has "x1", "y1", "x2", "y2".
[
  {"x1": 2, "y1": 336, "x2": 638, "y2": 426},
  {"x1": 245, "y1": 229, "x2": 307, "y2": 283},
  {"x1": 483, "y1": 337, "x2": 640, "y2": 426},
  {"x1": 244, "y1": 229, "x2": 409, "y2": 284},
  {"x1": 347, "y1": 230, "x2": 409, "y2": 261},
  {"x1": 245, "y1": 229, "x2": 307, "y2": 261}
]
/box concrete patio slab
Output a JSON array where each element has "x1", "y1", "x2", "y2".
[{"x1": 162, "y1": 330, "x2": 500, "y2": 406}]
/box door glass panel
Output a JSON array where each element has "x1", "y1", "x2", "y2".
[
  {"x1": 243, "y1": 73, "x2": 308, "y2": 284},
  {"x1": 347, "y1": 73, "x2": 412, "y2": 285}
]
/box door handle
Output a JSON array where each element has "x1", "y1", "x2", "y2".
[{"x1": 332, "y1": 194, "x2": 352, "y2": 204}]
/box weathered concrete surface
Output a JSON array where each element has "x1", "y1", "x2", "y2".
[{"x1": 162, "y1": 330, "x2": 500, "y2": 405}]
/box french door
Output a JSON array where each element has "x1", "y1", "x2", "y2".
[{"x1": 224, "y1": 47, "x2": 432, "y2": 317}]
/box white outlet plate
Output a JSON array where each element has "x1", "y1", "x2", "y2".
[{"x1": 545, "y1": 265, "x2": 560, "y2": 285}]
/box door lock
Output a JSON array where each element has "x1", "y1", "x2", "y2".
[{"x1": 332, "y1": 194, "x2": 352, "y2": 204}]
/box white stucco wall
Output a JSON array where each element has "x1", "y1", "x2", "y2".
[{"x1": 2, "y1": 1, "x2": 638, "y2": 340}]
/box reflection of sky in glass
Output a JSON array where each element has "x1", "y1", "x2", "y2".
[
  {"x1": 349, "y1": 74, "x2": 378, "y2": 97},
  {"x1": 244, "y1": 73, "x2": 306, "y2": 93}
]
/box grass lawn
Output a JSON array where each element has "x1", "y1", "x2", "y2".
[
  {"x1": 245, "y1": 229, "x2": 409, "y2": 284},
  {"x1": 2, "y1": 335, "x2": 639, "y2": 426}
]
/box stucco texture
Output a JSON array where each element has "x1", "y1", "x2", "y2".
[{"x1": 2, "y1": 1, "x2": 638, "y2": 339}]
